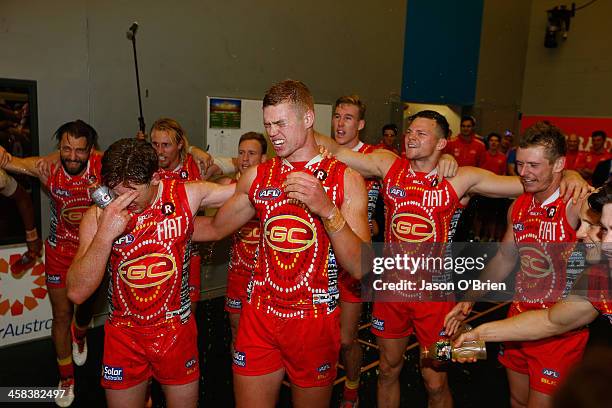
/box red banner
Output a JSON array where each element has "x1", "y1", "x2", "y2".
[{"x1": 521, "y1": 115, "x2": 612, "y2": 151}]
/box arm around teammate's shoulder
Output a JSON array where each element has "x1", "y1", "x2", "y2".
[{"x1": 328, "y1": 168, "x2": 371, "y2": 279}]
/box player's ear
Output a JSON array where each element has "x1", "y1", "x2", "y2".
[
  {"x1": 552, "y1": 156, "x2": 565, "y2": 173},
  {"x1": 150, "y1": 172, "x2": 161, "y2": 186},
  {"x1": 436, "y1": 137, "x2": 448, "y2": 151},
  {"x1": 303, "y1": 109, "x2": 315, "y2": 129}
]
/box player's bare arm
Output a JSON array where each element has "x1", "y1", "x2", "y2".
[
  {"x1": 191, "y1": 166, "x2": 258, "y2": 242},
  {"x1": 444, "y1": 204, "x2": 519, "y2": 335},
  {"x1": 67, "y1": 191, "x2": 139, "y2": 304},
  {"x1": 184, "y1": 179, "x2": 236, "y2": 213},
  {"x1": 455, "y1": 295, "x2": 598, "y2": 350},
  {"x1": 314, "y1": 132, "x2": 395, "y2": 179}
]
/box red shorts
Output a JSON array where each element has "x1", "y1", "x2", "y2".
[
  {"x1": 339, "y1": 269, "x2": 361, "y2": 303},
  {"x1": 44, "y1": 242, "x2": 76, "y2": 289},
  {"x1": 189, "y1": 254, "x2": 201, "y2": 303},
  {"x1": 225, "y1": 268, "x2": 250, "y2": 314},
  {"x1": 233, "y1": 303, "x2": 340, "y2": 388},
  {"x1": 498, "y1": 329, "x2": 589, "y2": 395},
  {"x1": 101, "y1": 318, "x2": 199, "y2": 390},
  {"x1": 371, "y1": 301, "x2": 454, "y2": 347}
]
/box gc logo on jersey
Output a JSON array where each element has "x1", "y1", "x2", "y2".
[
  {"x1": 61, "y1": 205, "x2": 89, "y2": 225},
  {"x1": 118, "y1": 253, "x2": 177, "y2": 289},
  {"x1": 258, "y1": 187, "x2": 282, "y2": 200},
  {"x1": 238, "y1": 224, "x2": 260, "y2": 245},
  {"x1": 264, "y1": 215, "x2": 316, "y2": 253},
  {"x1": 518, "y1": 246, "x2": 552, "y2": 278},
  {"x1": 391, "y1": 213, "x2": 435, "y2": 242}
]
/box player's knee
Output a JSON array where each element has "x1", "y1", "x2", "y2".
[
  {"x1": 340, "y1": 332, "x2": 357, "y2": 349},
  {"x1": 509, "y1": 392, "x2": 528, "y2": 408},
  {"x1": 378, "y1": 357, "x2": 403, "y2": 382},
  {"x1": 422, "y1": 372, "x2": 448, "y2": 398}
]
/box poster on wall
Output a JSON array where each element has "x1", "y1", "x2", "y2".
[
  {"x1": 0, "y1": 244, "x2": 51, "y2": 348},
  {"x1": 0, "y1": 78, "x2": 41, "y2": 246},
  {"x1": 521, "y1": 115, "x2": 612, "y2": 151},
  {"x1": 209, "y1": 98, "x2": 241, "y2": 129}
]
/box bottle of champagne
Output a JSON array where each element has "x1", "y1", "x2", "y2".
[
  {"x1": 422, "y1": 339, "x2": 487, "y2": 362},
  {"x1": 422, "y1": 324, "x2": 487, "y2": 362}
]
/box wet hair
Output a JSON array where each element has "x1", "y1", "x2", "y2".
[
  {"x1": 239, "y1": 132, "x2": 267, "y2": 154},
  {"x1": 263, "y1": 79, "x2": 314, "y2": 114},
  {"x1": 102, "y1": 138, "x2": 158, "y2": 189},
  {"x1": 409, "y1": 110, "x2": 451, "y2": 139},
  {"x1": 588, "y1": 182, "x2": 612, "y2": 214},
  {"x1": 150, "y1": 118, "x2": 188, "y2": 157},
  {"x1": 334, "y1": 95, "x2": 366, "y2": 120},
  {"x1": 461, "y1": 115, "x2": 476, "y2": 126},
  {"x1": 382, "y1": 123, "x2": 399, "y2": 136},
  {"x1": 519, "y1": 121, "x2": 566, "y2": 162},
  {"x1": 54, "y1": 120, "x2": 98, "y2": 150}
]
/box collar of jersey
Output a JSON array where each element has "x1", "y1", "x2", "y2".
[
  {"x1": 407, "y1": 164, "x2": 437, "y2": 179},
  {"x1": 351, "y1": 141, "x2": 364, "y2": 152},
  {"x1": 537, "y1": 188, "x2": 560, "y2": 207},
  {"x1": 282, "y1": 154, "x2": 323, "y2": 169}
]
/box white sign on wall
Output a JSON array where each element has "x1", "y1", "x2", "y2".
[{"x1": 0, "y1": 244, "x2": 52, "y2": 348}]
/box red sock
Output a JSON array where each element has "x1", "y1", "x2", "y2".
[
  {"x1": 71, "y1": 321, "x2": 87, "y2": 343},
  {"x1": 343, "y1": 384, "x2": 359, "y2": 401},
  {"x1": 58, "y1": 356, "x2": 74, "y2": 380}
]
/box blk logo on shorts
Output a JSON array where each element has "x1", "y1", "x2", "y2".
[
  {"x1": 161, "y1": 202, "x2": 175, "y2": 216},
  {"x1": 372, "y1": 317, "x2": 385, "y2": 331},
  {"x1": 317, "y1": 362, "x2": 331, "y2": 373},
  {"x1": 233, "y1": 350, "x2": 246, "y2": 367},
  {"x1": 103, "y1": 365, "x2": 124, "y2": 382}
]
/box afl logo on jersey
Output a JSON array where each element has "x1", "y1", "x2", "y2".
[
  {"x1": 391, "y1": 213, "x2": 435, "y2": 242},
  {"x1": 238, "y1": 223, "x2": 260, "y2": 245},
  {"x1": 518, "y1": 246, "x2": 552, "y2": 278},
  {"x1": 258, "y1": 187, "x2": 282, "y2": 200},
  {"x1": 264, "y1": 215, "x2": 317, "y2": 253},
  {"x1": 114, "y1": 234, "x2": 135, "y2": 247},
  {"x1": 118, "y1": 253, "x2": 177, "y2": 289},
  {"x1": 389, "y1": 186, "x2": 406, "y2": 198},
  {"x1": 61, "y1": 205, "x2": 89, "y2": 225},
  {"x1": 180, "y1": 170, "x2": 189, "y2": 180},
  {"x1": 313, "y1": 169, "x2": 327, "y2": 181}
]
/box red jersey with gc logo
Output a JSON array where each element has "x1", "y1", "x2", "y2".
[
  {"x1": 107, "y1": 179, "x2": 194, "y2": 327},
  {"x1": 510, "y1": 190, "x2": 577, "y2": 313},
  {"x1": 248, "y1": 156, "x2": 346, "y2": 318},
  {"x1": 383, "y1": 157, "x2": 462, "y2": 245},
  {"x1": 46, "y1": 152, "x2": 102, "y2": 253}
]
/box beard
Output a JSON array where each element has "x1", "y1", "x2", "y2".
[{"x1": 61, "y1": 157, "x2": 87, "y2": 175}]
